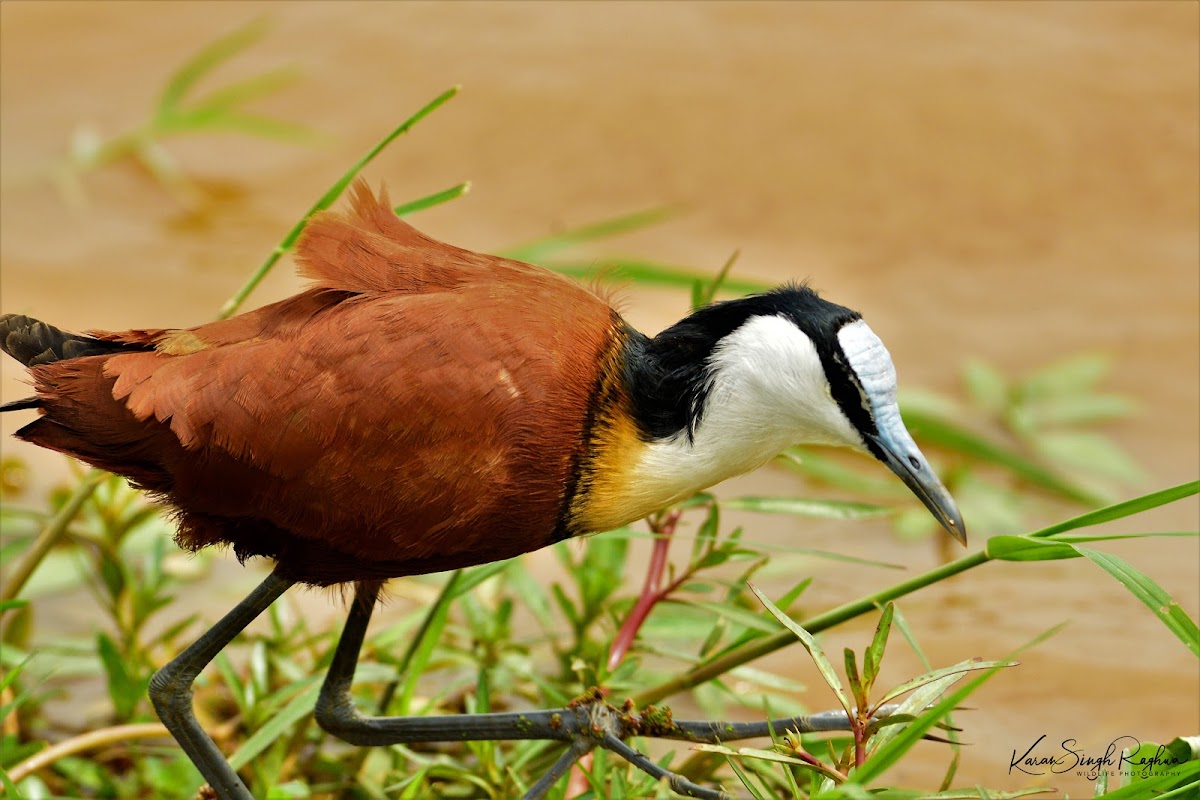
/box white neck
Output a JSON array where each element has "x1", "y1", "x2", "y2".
[{"x1": 619, "y1": 314, "x2": 866, "y2": 517}]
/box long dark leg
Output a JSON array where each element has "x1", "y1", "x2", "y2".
[
  {"x1": 149, "y1": 569, "x2": 295, "y2": 800},
  {"x1": 315, "y1": 580, "x2": 874, "y2": 800}
]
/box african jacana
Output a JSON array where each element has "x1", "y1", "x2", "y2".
[{"x1": 1, "y1": 181, "x2": 964, "y2": 800}]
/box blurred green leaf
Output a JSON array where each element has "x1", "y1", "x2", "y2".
[
  {"x1": 545, "y1": 257, "x2": 770, "y2": 294},
  {"x1": 902, "y1": 408, "x2": 1105, "y2": 506},
  {"x1": 157, "y1": 18, "x2": 269, "y2": 115},
  {"x1": 502, "y1": 208, "x2": 674, "y2": 262},
  {"x1": 962, "y1": 359, "x2": 1009, "y2": 415},
  {"x1": 1018, "y1": 394, "x2": 1135, "y2": 428},
  {"x1": 777, "y1": 449, "x2": 903, "y2": 497},
  {"x1": 723, "y1": 496, "x2": 891, "y2": 519},
  {"x1": 1020, "y1": 354, "x2": 1111, "y2": 401},
  {"x1": 97, "y1": 632, "x2": 146, "y2": 719},
  {"x1": 1033, "y1": 431, "x2": 1146, "y2": 484}
]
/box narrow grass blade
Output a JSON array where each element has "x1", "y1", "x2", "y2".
[
  {"x1": 185, "y1": 68, "x2": 301, "y2": 115},
  {"x1": 394, "y1": 182, "x2": 471, "y2": 217},
  {"x1": 502, "y1": 208, "x2": 674, "y2": 262},
  {"x1": 722, "y1": 496, "x2": 892, "y2": 519},
  {"x1": 901, "y1": 409, "x2": 1104, "y2": 506},
  {"x1": 1080, "y1": 548, "x2": 1200, "y2": 657},
  {"x1": 748, "y1": 584, "x2": 852, "y2": 718},
  {"x1": 227, "y1": 678, "x2": 320, "y2": 770},
  {"x1": 158, "y1": 18, "x2": 268, "y2": 115},
  {"x1": 218, "y1": 86, "x2": 459, "y2": 318},
  {"x1": 862, "y1": 603, "x2": 894, "y2": 696},
  {"x1": 1030, "y1": 480, "x2": 1199, "y2": 539},
  {"x1": 171, "y1": 111, "x2": 321, "y2": 143},
  {"x1": 777, "y1": 449, "x2": 904, "y2": 497},
  {"x1": 545, "y1": 258, "x2": 770, "y2": 294},
  {"x1": 694, "y1": 250, "x2": 740, "y2": 309}
]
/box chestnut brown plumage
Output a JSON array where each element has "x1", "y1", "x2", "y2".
[
  {"x1": 1, "y1": 181, "x2": 964, "y2": 800},
  {"x1": 9, "y1": 183, "x2": 626, "y2": 585}
]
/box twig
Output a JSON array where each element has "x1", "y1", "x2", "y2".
[{"x1": 6, "y1": 722, "x2": 171, "y2": 784}]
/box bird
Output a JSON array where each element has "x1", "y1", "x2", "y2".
[{"x1": 0, "y1": 180, "x2": 964, "y2": 800}]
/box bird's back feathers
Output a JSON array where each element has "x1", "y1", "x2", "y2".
[{"x1": 4, "y1": 183, "x2": 623, "y2": 585}]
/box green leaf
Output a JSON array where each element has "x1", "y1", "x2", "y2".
[
  {"x1": 157, "y1": 18, "x2": 269, "y2": 114},
  {"x1": 777, "y1": 448, "x2": 903, "y2": 497},
  {"x1": 96, "y1": 632, "x2": 144, "y2": 719},
  {"x1": 182, "y1": 67, "x2": 300, "y2": 116},
  {"x1": 694, "y1": 250, "x2": 740, "y2": 309},
  {"x1": 1020, "y1": 353, "x2": 1111, "y2": 401},
  {"x1": 962, "y1": 358, "x2": 1009, "y2": 414},
  {"x1": 168, "y1": 110, "x2": 321, "y2": 143},
  {"x1": 502, "y1": 208, "x2": 674, "y2": 262},
  {"x1": 862, "y1": 603, "x2": 894, "y2": 695},
  {"x1": 543, "y1": 258, "x2": 771, "y2": 294},
  {"x1": 748, "y1": 584, "x2": 852, "y2": 718},
  {"x1": 227, "y1": 678, "x2": 320, "y2": 770},
  {"x1": 1080, "y1": 548, "x2": 1200, "y2": 658},
  {"x1": 1019, "y1": 393, "x2": 1135, "y2": 428},
  {"x1": 1091, "y1": 760, "x2": 1200, "y2": 798},
  {"x1": 677, "y1": 600, "x2": 783, "y2": 635},
  {"x1": 722, "y1": 496, "x2": 892, "y2": 519},
  {"x1": 845, "y1": 648, "x2": 865, "y2": 711},
  {"x1": 1030, "y1": 481, "x2": 1198, "y2": 539},
  {"x1": 901, "y1": 408, "x2": 1105, "y2": 506},
  {"x1": 986, "y1": 535, "x2": 1081, "y2": 562},
  {"x1": 394, "y1": 182, "x2": 471, "y2": 217},
  {"x1": 851, "y1": 659, "x2": 1013, "y2": 786},
  {"x1": 1033, "y1": 431, "x2": 1146, "y2": 484},
  {"x1": 874, "y1": 658, "x2": 1016, "y2": 709}
]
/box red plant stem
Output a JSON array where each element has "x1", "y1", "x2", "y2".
[{"x1": 606, "y1": 509, "x2": 682, "y2": 671}]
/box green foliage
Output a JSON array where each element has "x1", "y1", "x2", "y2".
[{"x1": 53, "y1": 19, "x2": 319, "y2": 207}]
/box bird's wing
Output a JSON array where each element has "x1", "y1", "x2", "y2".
[{"x1": 94, "y1": 281, "x2": 612, "y2": 563}]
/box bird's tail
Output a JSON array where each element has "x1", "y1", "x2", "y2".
[{"x1": 0, "y1": 313, "x2": 145, "y2": 412}]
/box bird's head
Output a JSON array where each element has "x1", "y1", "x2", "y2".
[{"x1": 632, "y1": 284, "x2": 966, "y2": 545}]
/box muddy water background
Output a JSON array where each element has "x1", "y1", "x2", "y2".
[{"x1": 1, "y1": 2, "x2": 1197, "y2": 796}]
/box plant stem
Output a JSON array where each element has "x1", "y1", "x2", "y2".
[
  {"x1": 1, "y1": 471, "x2": 107, "y2": 605},
  {"x1": 606, "y1": 510, "x2": 682, "y2": 671},
  {"x1": 7, "y1": 722, "x2": 171, "y2": 783}
]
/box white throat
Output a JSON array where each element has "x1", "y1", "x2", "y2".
[{"x1": 620, "y1": 314, "x2": 867, "y2": 517}]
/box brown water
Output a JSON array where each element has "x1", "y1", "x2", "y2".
[{"x1": 1, "y1": 2, "x2": 1197, "y2": 797}]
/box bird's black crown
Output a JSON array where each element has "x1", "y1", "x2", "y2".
[{"x1": 624, "y1": 284, "x2": 866, "y2": 442}]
